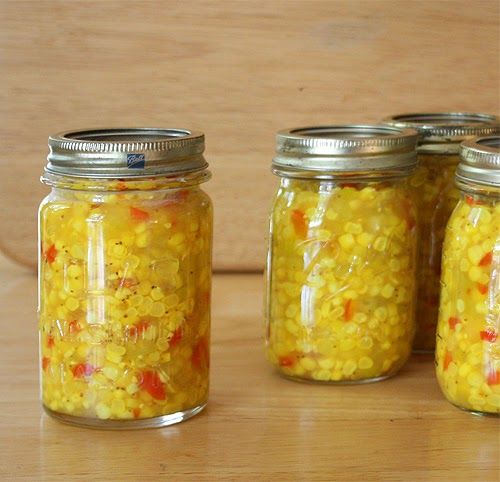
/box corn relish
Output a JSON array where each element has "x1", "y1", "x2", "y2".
[
  {"x1": 436, "y1": 135, "x2": 500, "y2": 415},
  {"x1": 266, "y1": 125, "x2": 419, "y2": 383},
  {"x1": 410, "y1": 155, "x2": 459, "y2": 350},
  {"x1": 383, "y1": 113, "x2": 499, "y2": 352},
  {"x1": 39, "y1": 129, "x2": 212, "y2": 428}
]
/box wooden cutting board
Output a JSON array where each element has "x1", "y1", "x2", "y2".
[{"x1": 0, "y1": 0, "x2": 498, "y2": 271}]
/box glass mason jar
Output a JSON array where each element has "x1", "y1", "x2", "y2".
[
  {"x1": 382, "y1": 113, "x2": 499, "y2": 352},
  {"x1": 38, "y1": 128, "x2": 212, "y2": 429},
  {"x1": 436, "y1": 136, "x2": 500, "y2": 416},
  {"x1": 265, "y1": 125, "x2": 419, "y2": 383}
]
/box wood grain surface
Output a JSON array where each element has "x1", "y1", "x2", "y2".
[
  {"x1": 0, "y1": 256, "x2": 498, "y2": 481},
  {"x1": 0, "y1": 0, "x2": 499, "y2": 271}
]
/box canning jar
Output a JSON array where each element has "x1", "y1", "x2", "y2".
[
  {"x1": 382, "y1": 113, "x2": 499, "y2": 352},
  {"x1": 265, "y1": 125, "x2": 419, "y2": 383},
  {"x1": 38, "y1": 128, "x2": 212, "y2": 428},
  {"x1": 436, "y1": 136, "x2": 500, "y2": 415}
]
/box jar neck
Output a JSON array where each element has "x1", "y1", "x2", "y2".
[
  {"x1": 456, "y1": 178, "x2": 500, "y2": 198},
  {"x1": 41, "y1": 169, "x2": 211, "y2": 192},
  {"x1": 273, "y1": 167, "x2": 414, "y2": 182}
]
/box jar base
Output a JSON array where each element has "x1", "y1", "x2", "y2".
[
  {"x1": 451, "y1": 402, "x2": 499, "y2": 418},
  {"x1": 279, "y1": 370, "x2": 396, "y2": 385},
  {"x1": 43, "y1": 403, "x2": 207, "y2": 430}
]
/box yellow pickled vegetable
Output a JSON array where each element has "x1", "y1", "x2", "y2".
[
  {"x1": 266, "y1": 178, "x2": 417, "y2": 382},
  {"x1": 39, "y1": 179, "x2": 212, "y2": 422},
  {"x1": 436, "y1": 194, "x2": 500, "y2": 414},
  {"x1": 410, "y1": 154, "x2": 460, "y2": 352}
]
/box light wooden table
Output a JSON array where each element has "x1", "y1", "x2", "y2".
[{"x1": 0, "y1": 257, "x2": 498, "y2": 481}]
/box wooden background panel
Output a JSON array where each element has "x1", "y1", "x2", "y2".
[{"x1": 0, "y1": 0, "x2": 498, "y2": 271}]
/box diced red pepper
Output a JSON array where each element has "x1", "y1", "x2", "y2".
[
  {"x1": 191, "y1": 337, "x2": 210, "y2": 369},
  {"x1": 138, "y1": 370, "x2": 167, "y2": 400},
  {"x1": 477, "y1": 283, "x2": 489, "y2": 295},
  {"x1": 132, "y1": 408, "x2": 141, "y2": 418},
  {"x1": 120, "y1": 278, "x2": 138, "y2": 289},
  {"x1": 71, "y1": 363, "x2": 95, "y2": 378},
  {"x1": 341, "y1": 183, "x2": 360, "y2": 189},
  {"x1": 43, "y1": 244, "x2": 58, "y2": 264},
  {"x1": 344, "y1": 299, "x2": 354, "y2": 321},
  {"x1": 128, "y1": 320, "x2": 150, "y2": 338},
  {"x1": 480, "y1": 329, "x2": 497, "y2": 342},
  {"x1": 291, "y1": 209, "x2": 308, "y2": 238},
  {"x1": 448, "y1": 317, "x2": 460, "y2": 330},
  {"x1": 170, "y1": 327, "x2": 183, "y2": 347},
  {"x1": 130, "y1": 207, "x2": 150, "y2": 221},
  {"x1": 42, "y1": 357, "x2": 50, "y2": 371},
  {"x1": 443, "y1": 351, "x2": 453, "y2": 370},
  {"x1": 465, "y1": 195, "x2": 484, "y2": 206},
  {"x1": 137, "y1": 320, "x2": 150, "y2": 334},
  {"x1": 487, "y1": 369, "x2": 500, "y2": 386},
  {"x1": 279, "y1": 354, "x2": 297, "y2": 368},
  {"x1": 479, "y1": 251, "x2": 492, "y2": 267},
  {"x1": 47, "y1": 335, "x2": 55, "y2": 348},
  {"x1": 116, "y1": 181, "x2": 128, "y2": 191},
  {"x1": 68, "y1": 320, "x2": 81, "y2": 334}
]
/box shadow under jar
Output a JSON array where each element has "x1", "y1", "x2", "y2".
[
  {"x1": 38, "y1": 128, "x2": 212, "y2": 429},
  {"x1": 265, "y1": 125, "x2": 419, "y2": 383},
  {"x1": 382, "y1": 113, "x2": 499, "y2": 353},
  {"x1": 436, "y1": 136, "x2": 500, "y2": 416}
]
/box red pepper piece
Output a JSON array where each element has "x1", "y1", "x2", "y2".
[
  {"x1": 443, "y1": 351, "x2": 453, "y2": 370},
  {"x1": 42, "y1": 357, "x2": 50, "y2": 371},
  {"x1": 448, "y1": 317, "x2": 460, "y2": 330},
  {"x1": 170, "y1": 327, "x2": 183, "y2": 347},
  {"x1": 480, "y1": 329, "x2": 497, "y2": 342},
  {"x1": 191, "y1": 337, "x2": 210, "y2": 369},
  {"x1": 344, "y1": 299, "x2": 354, "y2": 321},
  {"x1": 47, "y1": 335, "x2": 55, "y2": 348},
  {"x1": 120, "y1": 278, "x2": 138, "y2": 289},
  {"x1": 279, "y1": 355, "x2": 297, "y2": 368},
  {"x1": 130, "y1": 207, "x2": 150, "y2": 221},
  {"x1": 138, "y1": 370, "x2": 167, "y2": 400},
  {"x1": 487, "y1": 369, "x2": 500, "y2": 385},
  {"x1": 68, "y1": 320, "x2": 81, "y2": 334},
  {"x1": 132, "y1": 408, "x2": 141, "y2": 418},
  {"x1": 128, "y1": 320, "x2": 150, "y2": 338},
  {"x1": 465, "y1": 195, "x2": 484, "y2": 206},
  {"x1": 477, "y1": 283, "x2": 489, "y2": 295},
  {"x1": 116, "y1": 181, "x2": 128, "y2": 191},
  {"x1": 72, "y1": 363, "x2": 95, "y2": 378},
  {"x1": 43, "y1": 244, "x2": 58, "y2": 264},
  {"x1": 479, "y1": 251, "x2": 492, "y2": 267},
  {"x1": 291, "y1": 209, "x2": 308, "y2": 238},
  {"x1": 341, "y1": 183, "x2": 360, "y2": 189}
]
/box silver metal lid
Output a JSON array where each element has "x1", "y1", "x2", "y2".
[
  {"x1": 273, "y1": 125, "x2": 419, "y2": 178},
  {"x1": 457, "y1": 136, "x2": 500, "y2": 187},
  {"x1": 382, "y1": 112, "x2": 500, "y2": 153},
  {"x1": 47, "y1": 128, "x2": 207, "y2": 178}
]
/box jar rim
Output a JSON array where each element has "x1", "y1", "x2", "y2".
[
  {"x1": 381, "y1": 112, "x2": 499, "y2": 147},
  {"x1": 456, "y1": 135, "x2": 500, "y2": 187},
  {"x1": 273, "y1": 124, "x2": 418, "y2": 176},
  {"x1": 46, "y1": 127, "x2": 208, "y2": 178}
]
